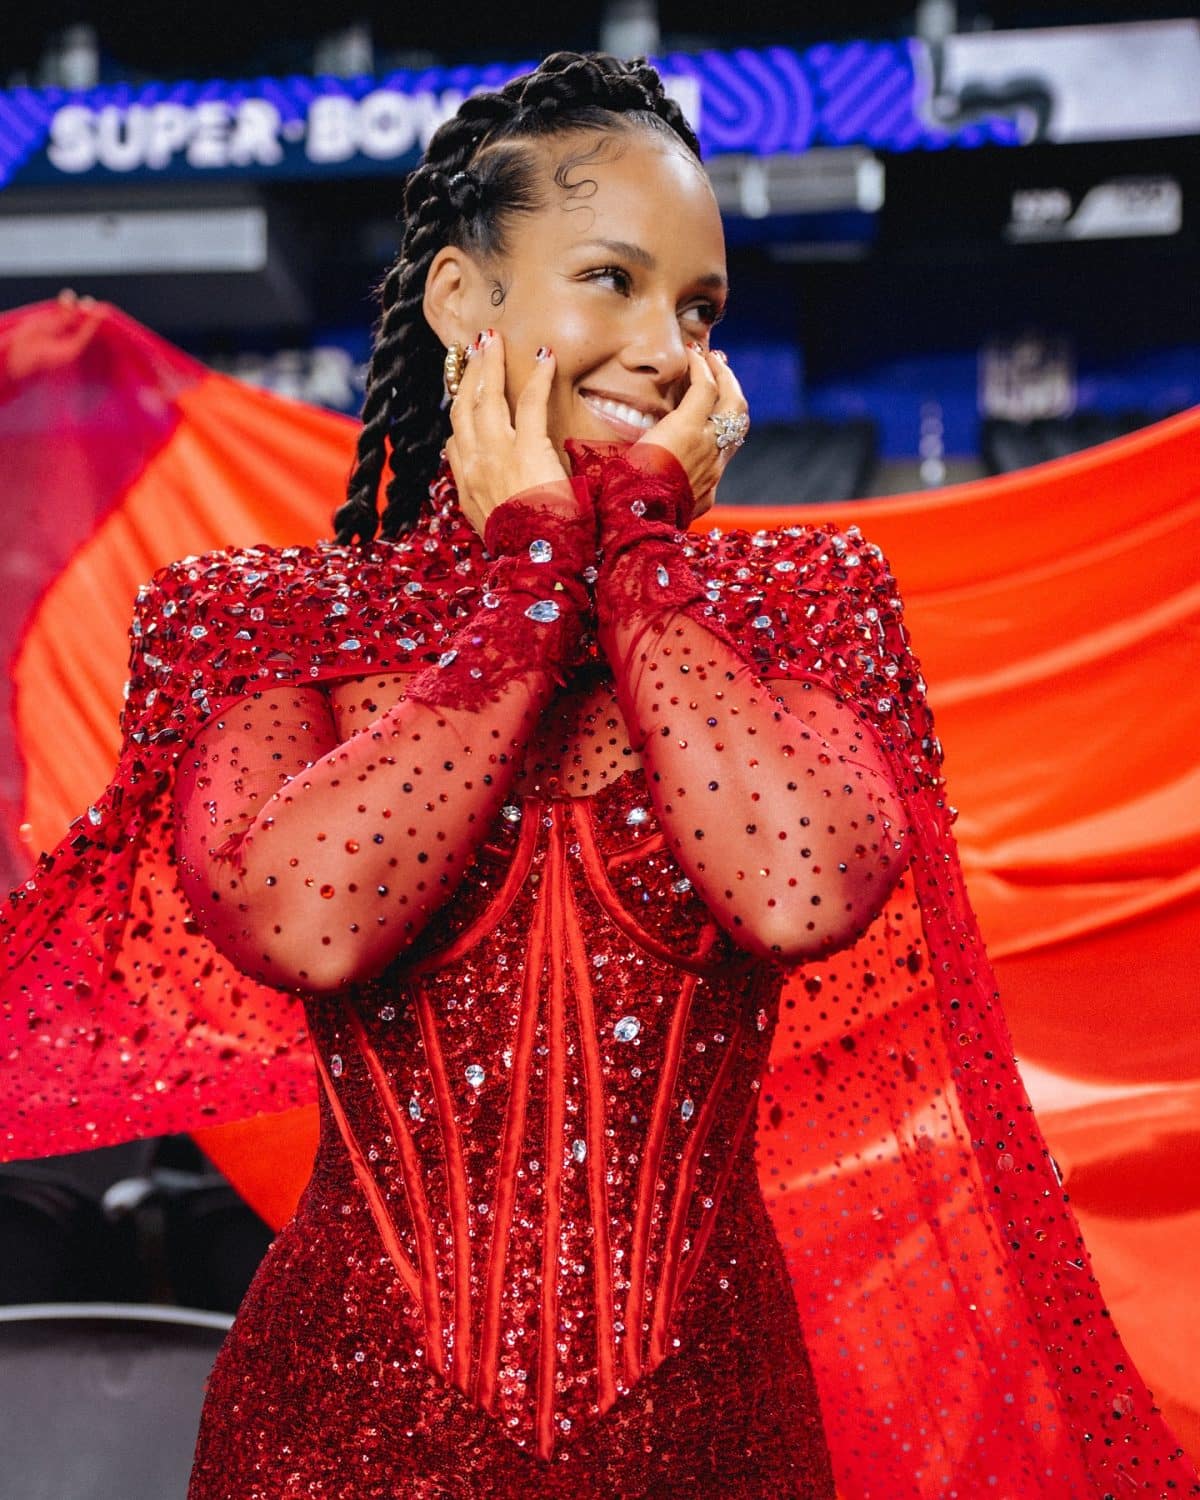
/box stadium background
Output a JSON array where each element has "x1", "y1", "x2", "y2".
[{"x1": 0, "y1": 3, "x2": 1197, "y2": 1494}]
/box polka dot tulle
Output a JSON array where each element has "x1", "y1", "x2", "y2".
[{"x1": 2, "y1": 446, "x2": 1195, "y2": 1497}]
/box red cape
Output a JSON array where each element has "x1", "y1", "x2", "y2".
[{"x1": 2, "y1": 299, "x2": 1197, "y2": 1494}]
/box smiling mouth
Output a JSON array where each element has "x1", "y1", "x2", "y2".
[{"x1": 579, "y1": 390, "x2": 662, "y2": 436}]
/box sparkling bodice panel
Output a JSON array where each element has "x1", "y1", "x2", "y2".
[{"x1": 304, "y1": 769, "x2": 773, "y2": 1462}]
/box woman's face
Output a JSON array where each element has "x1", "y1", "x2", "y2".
[{"x1": 447, "y1": 130, "x2": 728, "y2": 455}]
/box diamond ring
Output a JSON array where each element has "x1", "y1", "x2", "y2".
[{"x1": 710, "y1": 410, "x2": 749, "y2": 451}]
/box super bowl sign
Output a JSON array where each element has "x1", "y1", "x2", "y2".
[
  {"x1": 0, "y1": 44, "x2": 1020, "y2": 193},
  {"x1": 44, "y1": 87, "x2": 503, "y2": 175}
]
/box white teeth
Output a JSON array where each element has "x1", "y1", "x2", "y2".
[{"x1": 584, "y1": 394, "x2": 656, "y2": 431}]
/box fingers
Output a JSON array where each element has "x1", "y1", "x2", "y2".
[
  {"x1": 708, "y1": 348, "x2": 748, "y2": 421},
  {"x1": 467, "y1": 330, "x2": 516, "y2": 449},
  {"x1": 447, "y1": 331, "x2": 501, "y2": 510},
  {"x1": 675, "y1": 343, "x2": 720, "y2": 422},
  {"x1": 513, "y1": 345, "x2": 555, "y2": 446},
  {"x1": 448, "y1": 328, "x2": 500, "y2": 440},
  {"x1": 446, "y1": 333, "x2": 568, "y2": 518}
]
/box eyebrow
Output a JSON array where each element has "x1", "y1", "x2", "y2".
[{"x1": 576, "y1": 237, "x2": 729, "y2": 292}]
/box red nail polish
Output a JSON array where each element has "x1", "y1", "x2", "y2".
[{"x1": 536, "y1": 346, "x2": 552, "y2": 361}]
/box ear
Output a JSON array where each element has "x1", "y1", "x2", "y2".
[{"x1": 423, "y1": 246, "x2": 490, "y2": 349}]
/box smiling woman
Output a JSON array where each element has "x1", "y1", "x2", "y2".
[
  {"x1": 4, "y1": 48, "x2": 1197, "y2": 1500},
  {"x1": 426, "y1": 153, "x2": 729, "y2": 445}
]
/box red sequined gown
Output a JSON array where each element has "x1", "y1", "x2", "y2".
[
  {"x1": 183, "y1": 445, "x2": 891, "y2": 1497},
  {"x1": 3, "y1": 443, "x2": 1196, "y2": 1498}
]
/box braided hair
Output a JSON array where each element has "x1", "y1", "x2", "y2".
[{"x1": 334, "y1": 51, "x2": 702, "y2": 544}]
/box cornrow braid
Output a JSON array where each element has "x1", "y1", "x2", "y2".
[{"x1": 335, "y1": 51, "x2": 702, "y2": 545}]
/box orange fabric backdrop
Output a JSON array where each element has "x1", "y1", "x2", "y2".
[{"x1": 7, "y1": 301, "x2": 1198, "y2": 1453}]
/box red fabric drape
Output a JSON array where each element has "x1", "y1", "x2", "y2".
[{"x1": 3, "y1": 299, "x2": 1197, "y2": 1455}]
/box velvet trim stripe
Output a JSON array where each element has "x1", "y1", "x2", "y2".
[
  {"x1": 413, "y1": 982, "x2": 475, "y2": 1391},
  {"x1": 344, "y1": 1004, "x2": 446, "y2": 1375}
]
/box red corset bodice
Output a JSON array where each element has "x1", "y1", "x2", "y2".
[{"x1": 303, "y1": 770, "x2": 778, "y2": 1463}]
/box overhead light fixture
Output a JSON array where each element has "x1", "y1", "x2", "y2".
[
  {"x1": 0, "y1": 206, "x2": 267, "y2": 276},
  {"x1": 707, "y1": 149, "x2": 885, "y2": 219}
]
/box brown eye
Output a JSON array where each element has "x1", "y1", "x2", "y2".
[
  {"x1": 682, "y1": 301, "x2": 722, "y2": 330},
  {"x1": 583, "y1": 265, "x2": 633, "y2": 295}
]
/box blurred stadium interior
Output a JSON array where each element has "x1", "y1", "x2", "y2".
[
  {"x1": 2, "y1": 0, "x2": 1197, "y2": 503},
  {"x1": 0, "y1": 4, "x2": 1197, "y2": 1491}
]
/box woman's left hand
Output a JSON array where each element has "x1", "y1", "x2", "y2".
[{"x1": 632, "y1": 345, "x2": 748, "y2": 523}]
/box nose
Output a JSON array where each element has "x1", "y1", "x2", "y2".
[{"x1": 618, "y1": 298, "x2": 691, "y2": 391}]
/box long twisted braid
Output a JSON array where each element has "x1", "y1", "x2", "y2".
[{"x1": 334, "y1": 52, "x2": 702, "y2": 544}]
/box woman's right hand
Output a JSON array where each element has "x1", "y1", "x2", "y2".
[{"x1": 445, "y1": 331, "x2": 569, "y2": 542}]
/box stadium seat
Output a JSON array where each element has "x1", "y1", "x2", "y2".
[{"x1": 0, "y1": 1302, "x2": 229, "y2": 1499}]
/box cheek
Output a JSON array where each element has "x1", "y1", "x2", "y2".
[{"x1": 532, "y1": 295, "x2": 614, "y2": 381}]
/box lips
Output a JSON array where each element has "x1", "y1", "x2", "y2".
[{"x1": 578, "y1": 389, "x2": 666, "y2": 442}]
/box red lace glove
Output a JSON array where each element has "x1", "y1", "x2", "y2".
[
  {"x1": 173, "y1": 478, "x2": 597, "y2": 994},
  {"x1": 568, "y1": 440, "x2": 911, "y2": 966},
  {"x1": 566, "y1": 439, "x2": 740, "y2": 747},
  {"x1": 403, "y1": 476, "x2": 595, "y2": 711}
]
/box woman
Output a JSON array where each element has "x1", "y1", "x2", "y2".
[
  {"x1": 1, "y1": 51, "x2": 1195, "y2": 1500},
  {"x1": 184, "y1": 51, "x2": 862, "y2": 1496}
]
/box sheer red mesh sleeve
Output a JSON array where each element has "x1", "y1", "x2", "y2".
[
  {"x1": 173, "y1": 479, "x2": 595, "y2": 994},
  {"x1": 569, "y1": 440, "x2": 910, "y2": 966}
]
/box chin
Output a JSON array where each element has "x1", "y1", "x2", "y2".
[
  {"x1": 552, "y1": 428, "x2": 637, "y2": 461},
  {"x1": 565, "y1": 427, "x2": 636, "y2": 448}
]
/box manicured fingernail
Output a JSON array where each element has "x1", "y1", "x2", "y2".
[
  {"x1": 713, "y1": 348, "x2": 728, "y2": 363},
  {"x1": 536, "y1": 345, "x2": 552, "y2": 361}
]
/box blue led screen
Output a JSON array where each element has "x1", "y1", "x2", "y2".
[{"x1": 0, "y1": 44, "x2": 1021, "y2": 194}]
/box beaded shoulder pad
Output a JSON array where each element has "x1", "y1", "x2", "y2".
[
  {"x1": 121, "y1": 528, "x2": 485, "y2": 756},
  {"x1": 684, "y1": 519, "x2": 945, "y2": 793}
]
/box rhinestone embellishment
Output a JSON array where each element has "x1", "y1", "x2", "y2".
[{"x1": 525, "y1": 600, "x2": 560, "y2": 623}]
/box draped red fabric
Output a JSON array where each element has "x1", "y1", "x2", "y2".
[{"x1": 2, "y1": 300, "x2": 1197, "y2": 1486}]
